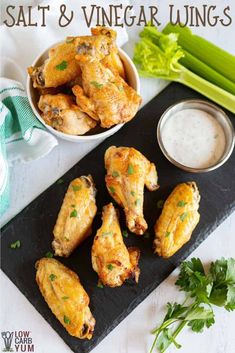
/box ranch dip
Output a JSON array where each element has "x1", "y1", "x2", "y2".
[{"x1": 161, "y1": 108, "x2": 226, "y2": 169}]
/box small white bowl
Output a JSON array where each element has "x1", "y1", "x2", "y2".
[
  {"x1": 157, "y1": 99, "x2": 235, "y2": 173},
  {"x1": 27, "y1": 43, "x2": 140, "y2": 143}
]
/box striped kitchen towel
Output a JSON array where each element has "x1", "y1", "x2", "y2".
[{"x1": 0, "y1": 78, "x2": 58, "y2": 217}]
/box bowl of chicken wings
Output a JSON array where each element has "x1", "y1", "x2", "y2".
[{"x1": 27, "y1": 27, "x2": 141, "y2": 142}]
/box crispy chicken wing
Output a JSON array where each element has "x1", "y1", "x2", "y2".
[
  {"x1": 38, "y1": 94, "x2": 96, "y2": 135},
  {"x1": 35, "y1": 258, "x2": 95, "y2": 339},
  {"x1": 52, "y1": 175, "x2": 97, "y2": 257},
  {"x1": 105, "y1": 146, "x2": 159, "y2": 235},
  {"x1": 28, "y1": 41, "x2": 81, "y2": 88},
  {"x1": 91, "y1": 27, "x2": 126, "y2": 79},
  {"x1": 72, "y1": 28, "x2": 141, "y2": 128},
  {"x1": 72, "y1": 60, "x2": 141, "y2": 128},
  {"x1": 91, "y1": 203, "x2": 140, "y2": 287},
  {"x1": 154, "y1": 182, "x2": 200, "y2": 258}
]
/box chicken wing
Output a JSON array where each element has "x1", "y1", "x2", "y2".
[
  {"x1": 38, "y1": 94, "x2": 96, "y2": 135},
  {"x1": 52, "y1": 175, "x2": 97, "y2": 257},
  {"x1": 105, "y1": 146, "x2": 159, "y2": 235},
  {"x1": 28, "y1": 40, "x2": 81, "y2": 88},
  {"x1": 91, "y1": 203, "x2": 140, "y2": 287},
  {"x1": 91, "y1": 27, "x2": 126, "y2": 79},
  {"x1": 72, "y1": 59, "x2": 141, "y2": 128},
  {"x1": 154, "y1": 182, "x2": 200, "y2": 258},
  {"x1": 35, "y1": 258, "x2": 95, "y2": 339}
]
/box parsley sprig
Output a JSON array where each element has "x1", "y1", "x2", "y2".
[{"x1": 150, "y1": 257, "x2": 235, "y2": 353}]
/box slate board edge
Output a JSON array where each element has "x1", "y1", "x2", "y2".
[{"x1": 1, "y1": 82, "x2": 235, "y2": 353}]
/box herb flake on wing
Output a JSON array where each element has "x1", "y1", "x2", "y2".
[
  {"x1": 49, "y1": 274, "x2": 57, "y2": 281},
  {"x1": 55, "y1": 61, "x2": 68, "y2": 71},
  {"x1": 64, "y1": 315, "x2": 71, "y2": 324},
  {"x1": 127, "y1": 163, "x2": 135, "y2": 175},
  {"x1": 180, "y1": 212, "x2": 188, "y2": 222},
  {"x1": 70, "y1": 209, "x2": 78, "y2": 218},
  {"x1": 112, "y1": 171, "x2": 120, "y2": 177},
  {"x1": 72, "y1": 185, "x2": 82, "y2": 192},
  {"x1": 108, "y1": 186, "x2": 116, "y2": 194},
  {"x1": 90, "y1": 81, "x2": 103, "y2": 89},
  {"x1": 177, "y1": 200, "x2": 187, "y2": 207}
]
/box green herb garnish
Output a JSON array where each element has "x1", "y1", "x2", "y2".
[
  {"x1": 177, "y1": 200, "x2": 187, "y2": 207},
  {"x1": 118, "y1": 86, "x2": 124, "y2": 91},
  {"x1": 180, "y1": 212, "x2": 188, "y2": 222},
  {"x1": 102, "y1": 231, "x2": 113, "y2": 237},
  {"x1": 90, "y1": 81, "x2": 103, "y2": 89},
  {"x1": 135, "y1": 199, "x2": 141, "y2": 206},
  {"x1": 70, "y1": 209, "x2": 77, "y2": 218},
  {"x1": 72, "y1": 185, "x2": 82, "y2": 192},
  {"x1": 97, "y1": 281, "x2": 104, "y2": 288},
  {"x1": 62, "y1": 296, "x2": 69, "y2": 300},
  {"x1": 150, "y1": 257, "x2": 235, "y2": 353},
  {"x1": 49, "y1": 274, "x2": 57, "y2": 281},
  {"x1": 66, "y1": 37, "x2": 75, "y2": 43},
  {"x1": 45, "y1": 251, "x2": 53, "y2": 258},
  {"x1": 64, "y1": 315, "x2": 71, "y2": 324},
  {"x1": 112, "y1": 171, "x2": 120, "y2": 177},
  {"x1": 130, "y1": 191, "x2": 136, "y2": 196},
  {"x1": 107, "y1": 264, "x2": 114, "y2": 271},
  {"x1": 56, "y1": 178, "x2": 64, "y2": 184},
  {"x1": 108, "y1": 186, "x2": 116, "y2": 194},
  {"x1": 55, "y1": 60, "x2": 68, "y2": 71},
  {"x1": 10, "y1": 240, "x2": 21, "y2": 249},
  {"x1": 123, "y1": 230, "x2": 129, "y2": 238},
  {"x1": 165, "y1": 231, "x2": 170, "y2": 237},
  {"x1": 127, "y1": 164, "x2": 135, "y2": 175},
  {"x1": 157, "y1": 200, "x2": 164, "y2": 209}
]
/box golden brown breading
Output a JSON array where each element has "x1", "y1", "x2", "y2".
[
  {"x1": 91, "y1": 27, "x2": 126, "y2": 79},
  {"x1": 72, "y1": 60, "x2": 141, "y2": 128},
  {"x1": 28, "y1": 41, "x2": 81, "y2": 88},
  {"x1": 38, "y1": 94, "x2": 96, "y2": 135},
  {"x1": 105, "y1": 146, "x2": 159, "y2": 235},
  {"x1": 72, "y1": 28, "x2": 140, "y2": 127},
  {"x1": 52, "y1": 176, "x2": 97, "y2": 257},
  {"x1": 35, "y1": 258, "x2": 95, "y2": 339},
  {"x1": 91, "y1": 203, "x2": 140, "y2": 287},
  {"x1": 154, "y1": 182, "x2": 200, "y2": 258}
]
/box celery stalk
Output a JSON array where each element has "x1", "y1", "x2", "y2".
[
  {"x1": 163, "y1": 23, "x2": 235, "y2": 83},
  {"x1": 176, "y1": 63, "x2": 235, "y2": 113},
  {"x1": 180, "y1": 50, "x2": 235, "y2": 95},
  {"x1": 133, "y1": 26, "x2": 235, "y2": 114}
]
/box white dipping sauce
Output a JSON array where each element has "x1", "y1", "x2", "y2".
[{"x1": 161, "y1": 108, "x2": 226, "y2": 168}]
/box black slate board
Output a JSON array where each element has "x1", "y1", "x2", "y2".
[{"x1": 1, "y1": 83, "x2": 235, "y2": 353}]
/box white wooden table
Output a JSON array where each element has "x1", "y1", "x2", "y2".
[{"x1": 1, "y1": 1, "x2": 235, "y2": 352}]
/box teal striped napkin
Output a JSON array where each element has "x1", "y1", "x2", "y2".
[{"x1": 0, "y1": 78, "x2": 58, "y2": 217}]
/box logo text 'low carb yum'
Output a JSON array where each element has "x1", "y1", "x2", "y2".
[{"x1": 1, "y1": 331, "x2": 34, "y2": 352}]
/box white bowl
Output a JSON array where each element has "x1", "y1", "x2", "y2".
[{"x1": 27, "y1": 43, "x2": 140, "y2": 143}]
